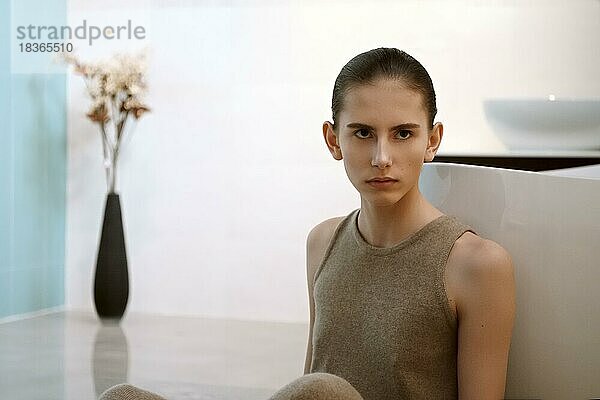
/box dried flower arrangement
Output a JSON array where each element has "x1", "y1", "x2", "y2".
[{"x1": 62, "y1": 51, "x2": 150, "y2": 193}]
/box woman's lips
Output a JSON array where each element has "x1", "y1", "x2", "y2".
[{"x1": 367, "y1": 180, "x2": 397, "y2": 188}]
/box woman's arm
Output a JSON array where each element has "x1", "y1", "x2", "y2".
[
  {"x1": 453, "y1": 238, "x2": 516, "y2": 400},
  {"x1": 303, "y1": 217, "x2": 345, "y2": 374},
  {"x1": 304, "y1": 226, "x2": 318, "y2": 374}
]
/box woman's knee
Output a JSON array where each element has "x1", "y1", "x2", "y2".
[
  {"x1": 269, "y1": 373, "x2": 364, "y2": 400},
  {"x1": 98, "y1": 383, "x2": 167, "y2": 400}
]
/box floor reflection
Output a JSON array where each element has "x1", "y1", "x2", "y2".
[
  {"x1": 93, "y1": 320, "x2": 129, "y2": 397},
  {"x1": 0, "y1": 311, "x2": 305, "y2": 399}
]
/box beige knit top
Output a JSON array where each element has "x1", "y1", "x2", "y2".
[{"x1": 309, "y1": 208, "x2": 477, "y2": 400}]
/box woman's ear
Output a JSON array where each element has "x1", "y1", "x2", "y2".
[
  {"x1": 323, "y1": 121, "x2": 343, "y2": 160},
  {"x1": 424, "y1": 122, "x2": 443, "y2": 162}
]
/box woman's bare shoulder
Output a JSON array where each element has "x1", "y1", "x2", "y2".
[
  {"x1": 309, "y1": 215, "x2": 345, "y2": 237},
  {"x1": 306, "y1": 216, "x2": 346, "y2": 273},
  {"x1": 451, "y1": 232, "x2": 512, "y2": 270},
  {"x1": 446, "y1": 232, "x2": 514, "y2": 303}
]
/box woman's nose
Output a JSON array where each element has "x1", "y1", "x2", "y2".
[{"x1": 371, "y1": 141, "x2": 392, "y2": 168}]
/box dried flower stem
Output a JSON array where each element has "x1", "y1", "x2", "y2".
[{"x1": 62, "y1": 50, "x2": 150, "y2": 194}]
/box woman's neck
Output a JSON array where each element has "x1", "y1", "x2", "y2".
[{"x1": 358, "y1": 189, "x2": 443, "y2": 248}]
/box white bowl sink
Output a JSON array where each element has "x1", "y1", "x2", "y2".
[{"x1": 483, "y1": 98, "x2": 600, "y2": 150}]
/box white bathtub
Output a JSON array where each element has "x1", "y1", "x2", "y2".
[
  {"x1": 420, "y1": 162, "x2": 600, "y2": 400},
  {"x1": 542, "y1": 163, "x2": 600, "y2": 179}
]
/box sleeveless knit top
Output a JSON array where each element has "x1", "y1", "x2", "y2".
[{"x1": 309, "y1": 208, "x2": 477, "y2": 400}]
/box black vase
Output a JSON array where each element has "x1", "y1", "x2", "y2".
[{"x1": 94, "y1": 192, "x2": 129, "y2": 321}]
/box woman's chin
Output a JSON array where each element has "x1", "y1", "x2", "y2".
[{"x1": 360, "y1": 192, "x2": 404, "y2": 207}]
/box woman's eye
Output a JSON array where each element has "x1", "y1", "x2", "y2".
[
  {"x1": 396, "y1": 130, "x2": 412, "y2": 139},
  {"x1": 354, "y1": 129, "x2": 371, "y2": 138}
]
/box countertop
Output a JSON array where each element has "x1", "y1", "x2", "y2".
[{"x1": 434, "y1": 150, "x2": 600, "y2": 171}]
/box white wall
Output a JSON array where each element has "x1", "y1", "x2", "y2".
[{"x1": 65, "y1": 0, "x2": 600, "y2": 323}]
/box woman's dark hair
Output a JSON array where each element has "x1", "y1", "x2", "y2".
[{"x1": 331, "y1": 48, "x2": 437, "y2": 131}]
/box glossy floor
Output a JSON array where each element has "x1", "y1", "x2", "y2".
[{"x1": 0, "y1": 311, "x2": 308, "y2": 400}]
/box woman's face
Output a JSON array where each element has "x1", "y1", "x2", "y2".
[{"x1": 323, "y1": 78, "x2": 442, "y2": 206}]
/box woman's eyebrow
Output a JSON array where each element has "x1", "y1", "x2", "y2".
[{"x1": 346, "y1": 122, "x2": 421, "y2": 130}]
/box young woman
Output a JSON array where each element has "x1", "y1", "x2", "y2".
[
  {"x1": 271, "y1": 47, "x2": 516, "y2": 400},
  {"x1": 99, "y1": 48, "x2": 515, "y2": 400}
]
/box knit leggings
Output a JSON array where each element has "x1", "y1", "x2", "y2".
[{"x1": 98, "y1": 373, "x2": 365, "y2": 400}]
